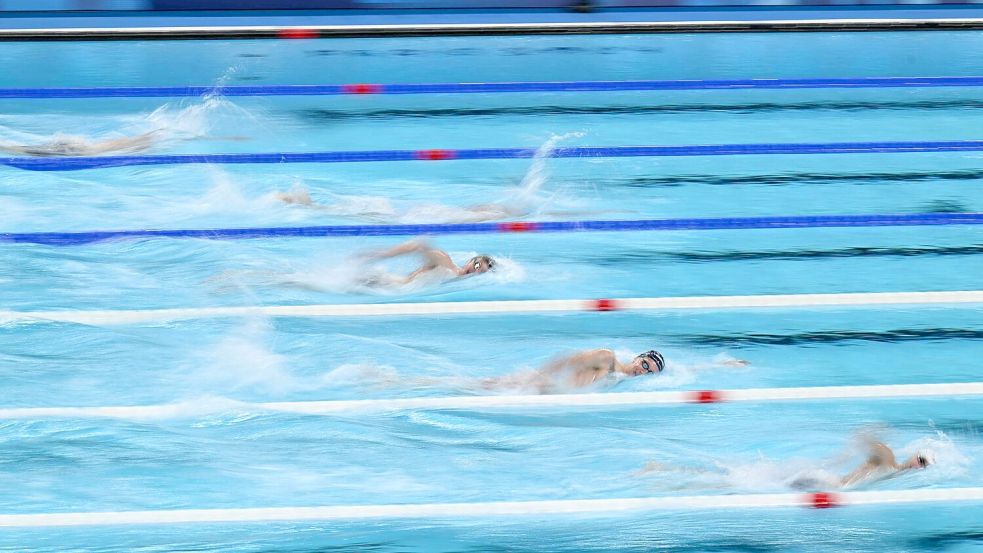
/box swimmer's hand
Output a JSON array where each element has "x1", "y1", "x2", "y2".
[
  {"x1": 723, "y1": 359, "x2": 750, "y2": 367},
  {"x1": 275, "y1": 187, "x2": 314, "y2": 206},
  {"x1": 633, "y1": 461, "x2": 666, "y2": 476},
  {"x1": 208, "y1": 135, "x2": 252, "y2": 142}
]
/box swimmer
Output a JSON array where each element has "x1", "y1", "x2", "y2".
[
  {"x1": 363, "y1": 239, "x2": 495, "y2": 285},
  {"x1": 637, "y1": 436, "x2": 932, "y2": 490},
  {"x1": 274, "y1": 185, "x2": 527, "y2": 224},
  {"x1": 273, "y1": 184, "x2": 632, "y2": 224},
  {"x1": 0, "y1": 129, "x2": 248, "y2": 157},
  {"x1": 838, "y1": 439, "x2": 932, "y2": 487},
  {"x1": 782, "y1": 438, "x2": 933, "y2": 490},
  {"x1": 481, "y1": 348, "x2": 746, "y2": 393},
  {"x1": 0, "y1": 131, "x2": 160, "y2": 157},
  {"x1": 485, "y1": 349, "x2": 666, "y2": 392}
]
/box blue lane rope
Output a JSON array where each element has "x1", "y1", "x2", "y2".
[
  {"x1": 6, "y1": 141, "x2": 983, "y2": 171},
  {"x1": 3, "y1": 213, "x2": 981, "y2": 246},
  {"x1": 4, "y1": 77, "x2": 983, "y2": 99}
]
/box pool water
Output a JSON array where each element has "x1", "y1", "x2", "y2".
[{"x1": 1, "y1": 31, "x2": 982, "y2": 552}]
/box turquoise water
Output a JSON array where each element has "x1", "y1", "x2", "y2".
[{"x1": 1, "y1": 32, "x2": 983, "y2": 552}]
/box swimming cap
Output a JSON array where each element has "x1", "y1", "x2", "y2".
[
  {"x1": 916, "y1": 450, "x2": 936, "y2": 467},
  {"x1": 641, "y1": 350, "x2": 665, "y2": 373}
]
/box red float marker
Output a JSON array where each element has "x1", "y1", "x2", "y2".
[
  {"x1": 690, "y1": 390, "x2": 723, "y2": 404},
  {"x1": 591, "y1": 298, "x2": 620, "y2": 311},
  {"x1": 807, "y1": 492, "x2": 839, "y2": 509},
  {"x1": 414, "y1": 149, "x2": 456, "y2": 161},
  {"x1": 498, "y1": 222, "x2": 539, "y2": 232},
  {"x1": 277, "y1": 28, "x2": 319, "y2": 39},
  {"x1": 341, "y1": 83, "x2": 382, "y2": 95}
]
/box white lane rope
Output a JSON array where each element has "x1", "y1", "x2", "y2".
[
  {"x1": 3, "y1": 290, "x2": 982, "y2": 326},
  {"x1": 0, "y1": 488, "x2": 981, "y2": 527},
  {"x1": 7, "y1": 19, "x2": 983, "y2": 37},
  {"x1": 2, "y1": 382, "x2": 980, "y2": 420}
]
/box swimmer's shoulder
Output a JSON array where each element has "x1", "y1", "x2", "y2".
[{"x1": 581, "y1": 349, "x2": 617, "y2": 371}]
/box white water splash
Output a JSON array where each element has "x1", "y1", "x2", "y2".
[
  {"x1": 273, "y1": 131, "x2": 587, "y2": 224},
  {"x1": 139, "y1": 95, "x2": 255, "y2": 141},
  {"x1": 182, "y1": 319, "x2": 298, "y2": 395}
]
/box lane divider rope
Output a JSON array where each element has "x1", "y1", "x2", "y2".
[
  {"x1": 6, "y1": 20, "x2": 983, "y2": 40},
  {"x1": 3, "y1": 213, "x2": 982, "y2": 246},
  {"x1": 6, "y1": 140, "x2": 983, "y2": 171},
  {"x1": 1, "y1": 488, "x2": 981, "y2": 527},
  {"x1": 1, "y1": 382, "x2": 980, "y2": 420},
  {"x1": 3, "y1": 291, "x2": 982, "y2": 325},
  {"x1": 6, "y1": 76, "x2": 983, "y2": 99}
]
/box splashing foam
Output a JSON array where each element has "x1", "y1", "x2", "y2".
[
  {"x1": 714, "y1": 430, "x2": 970, "y2": 493},
  {"x1": 140, "y1": 95, "x2": 254, "y2": 141},
  {"x1": 902, "y1": 430, "x2": 969, "y2": 480},
  {"x1": 184, "y1": 319, "x2": 299, "y2": 395},
  {"x1": 181, "y1": 320, "x2": 411, "y2": 398},
  {"x1": 274, "y1": 131, "x2": 586, "y2": 224},
  {"x1": 503, "y1": 131, "x2": 585, "y2": 215}
]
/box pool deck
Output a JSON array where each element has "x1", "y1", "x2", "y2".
[{"x1": 3, "y1": 6, "x2": 983, "y2": 37}]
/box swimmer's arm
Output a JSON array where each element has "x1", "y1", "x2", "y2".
[
  {"x1": 89, "y1": 132, "x2": 158, "y2": 154},
  {"x1": 841, "y1": 442, "x2": 899, "y2": 486},
  {"x1": 275, "y1": 187, "x2": 315, "y2": 206},
  {"x1": 367, "y1": 239, "x2": 431, "y2": 260},
  {"x1": 368, "y1": 240, "x2": 456, "y2": 270},
  {"x1": 865, "y1": 441, "x2": 898, "y2": 468},
  {"x1": 538, "y1": 349, "x2": 617, "y2": 389},
  {"x1": 840, "y1": 461, "x2": 874, "y2": 487},
  {"x1": 538, "y1": 349, "x2": 615, "y2": 374},
  {"x1": 690, "y1": 358, "x2": 750, "y2": 370},
  {"x1": 0, "y1": 143, "x2": 30, "y2": 155}
]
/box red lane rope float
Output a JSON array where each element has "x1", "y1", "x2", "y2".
[
  {"x1": 497, "y1": 221, "x2": 540, "y2": 232},
  {"x1": 0, "y1": 488, "x2": 978, "y2": 527},
  {"x1": 413, "y1": 149, "x2": 457, "y2": 160},
  {"x1": 341, "y1": 83, "x2": 383, "y2": 95},
  {"x1": 809, "y1": 492, "x2": 840, "y2": 509},
  {"x1": 276, "y1": 28, "x2": 320, "y2": 39},
  {"x1": 691, "y1": 390, "x2": 725, "y2": 404},
  {"x1": 591, "y1": 299, "x2": 620, "y2": 312}
]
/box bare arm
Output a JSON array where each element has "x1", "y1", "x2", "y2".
[
  {"x1": 538, "y1": 349, "x2": 617, "y2": 388},
  {"x1": 82, "y1": 131, "x2": 159, "y2": 155},
  {"x1": 368, "y1": 239, "x2": 430, "y2": 260},
  {"x1": 368, "y1": 240, "x2": 456, "y2": 270},
  {"x1": 0, "y1": 143, "x2": 30, "y2": 155},
  {"x1": 538, "y1": 349, "x2": 616, "y2": 374},
  {"x1": 841, "y1": 441, "x2": 898, "y2": 486},
  {"x1": 689, "y1": 357, "x2": 750, "y2": 370}
]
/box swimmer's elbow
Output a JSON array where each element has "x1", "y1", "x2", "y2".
[{"x1": 596, "y1": 349, "x2": 616, "y2": 363}]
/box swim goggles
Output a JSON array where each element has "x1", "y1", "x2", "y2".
[{"x1": 638, "y1": 350, "x2": 665, "y2": 373}]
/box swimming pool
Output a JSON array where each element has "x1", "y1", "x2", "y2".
[{"x1": 1, "y1": 30, "x2": 982, "y2": 551}]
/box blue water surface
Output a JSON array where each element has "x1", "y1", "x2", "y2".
[{"x1": 1, "y1": 31, "x2": 982, "y2": 552}]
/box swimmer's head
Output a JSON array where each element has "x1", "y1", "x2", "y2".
[
  {"x1": 461, "y1": 255, "x2": 496, "y2": 275},
  {"x1": 901, "y1": 451, "x2": 934, "y2": 470},
  {"x1": 628, "y1": 350, "x2": 665, "y2": 376}
]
